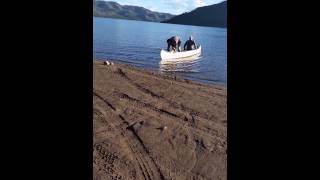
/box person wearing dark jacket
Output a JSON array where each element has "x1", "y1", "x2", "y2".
[
  {"x1": 167, "y1": 36, "x2": 181, "y2": 52},
  {"x1": 184, "y1": 36, "x2": 196, "y2": 51}
]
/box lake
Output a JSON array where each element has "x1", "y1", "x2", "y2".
[{"x1": 93, "y1": 17, "x2": 227, "y2": 86}]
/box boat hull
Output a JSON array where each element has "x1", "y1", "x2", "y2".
[{"x1": 160, "y1": 46, "x2": 201, "y2": 60}]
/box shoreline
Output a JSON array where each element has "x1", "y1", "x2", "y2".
[
  {"x1": 94, "y1": 16, "x2": 228, "y2": 29},
  {"x1": 94, "y1": 59, "x2": 227, "y2": 88},
  {"x1": 93, "y1": 60, "x2": 227, "y2": 180}
]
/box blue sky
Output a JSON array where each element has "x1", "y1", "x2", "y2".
[{"x1": 106, "y1": 0, "x2": 225, "y2": 15}]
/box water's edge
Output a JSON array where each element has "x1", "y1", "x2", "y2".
[{"x1": 96, "y1": 58, "x2": 227, "y2": 87}]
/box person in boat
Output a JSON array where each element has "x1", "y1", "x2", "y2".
[
  {"x1": 167, "y1": 36, "x2": 181, "y2": 52},
  {"x1": 184, "y1": 36, "x2": 197, "y2": 51}
]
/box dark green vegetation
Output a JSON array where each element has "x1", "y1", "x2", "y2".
[
  {"x1": 93, "y1": 0, "x2": 174, "y2": 22},
  {"x1": 162, "y1": 1, "x2": 227, "y2": 28}
]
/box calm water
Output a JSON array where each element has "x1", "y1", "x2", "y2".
[{"x1": 93, "y1": 17, "x2": 227, "y2": 86}]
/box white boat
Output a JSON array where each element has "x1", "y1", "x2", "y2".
[{"x1": 160, "y1": 45, "x2": 201, "y2": 60}]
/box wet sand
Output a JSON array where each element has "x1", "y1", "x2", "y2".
[{"x1": 93, "y1": 60, "x2": 227, "y2": 180}]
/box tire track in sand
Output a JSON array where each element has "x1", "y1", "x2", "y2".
[
  {"x1": 94, "y1": 91, "x2": 165, "y2": 180},
  {"x1": 113, "y1": 91, "x2": 223, "y2": 139},
  {"x1": 114, "y1": 68, "x2": 222, "y2": 123}
]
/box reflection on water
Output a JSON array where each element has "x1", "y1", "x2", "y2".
[{"x1": 159, "y1": 55, "x2": 202, "y2": 73}]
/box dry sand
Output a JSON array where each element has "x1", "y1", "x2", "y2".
[{"x1": 93, "y1": 60, "x2": 227, "y2": 180}]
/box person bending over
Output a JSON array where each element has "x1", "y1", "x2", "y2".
[{"x1": 167, "y1": 36, "x2": 181, "y2": 52}]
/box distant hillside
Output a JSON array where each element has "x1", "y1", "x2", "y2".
[
  {"x1": 162, "y1": 1, "x2": 227, "y2": 28},
  {"x1": 93, "y1": 0, "x2": 175, "y2": 22}
]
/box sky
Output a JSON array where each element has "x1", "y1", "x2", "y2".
[{"x1": 105, "y1": 0, "x2": 226, "y2": 15}]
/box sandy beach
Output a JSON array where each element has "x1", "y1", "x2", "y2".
[{"x1": 93, "y1": 60, "x2": 227, "y2": 180}]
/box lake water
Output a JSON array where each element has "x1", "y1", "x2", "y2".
[{"x1": 93, "y1": 17, "x2": 227, "y2": 86}]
